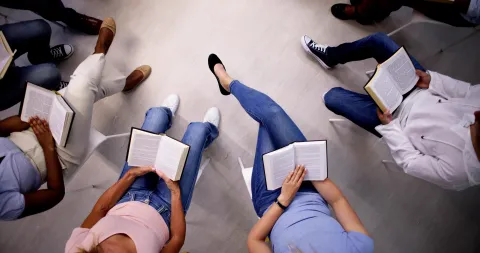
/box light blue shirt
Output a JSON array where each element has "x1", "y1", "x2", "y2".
[
  {"x1": 0, "y1": 137, "x2": 41, "y2": 220},
  {"x1": 270, "y1": 192, "x2": 374, "y2": 253}
]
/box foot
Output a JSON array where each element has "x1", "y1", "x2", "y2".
[
  {"x1": 203, "y1": 107, "x2": 220, "y2": 128},
  {"x1": 331, "y1": 4, "x2": 375, "y2": 25},
  {"x1": 50, "y1": 44, "x2": 74, "y2": 62},
  {"x1": 123, "y1": 65, "x2": 151, "y2": 92},
  {"x1": 208, "y1": 54, "x2": 231, "y2": 95},
  {"x1": 162, "y1": 94, "x2": 180, "y2": 116},
  {"x1": 94, "y1": 18, "x2": 116, "y2": 54},
  {"x1": 331, "y1": 4, "x2": 356, "y2": 20},
  {"x1": 213, "y1": 64, "x2": 233, "y2": 92},
  {"x1": 350, "y1": 0, "x2": 362, "y2": 5},
  {"x1": 63, "y1": 8, "x2": 102, "y2": 35},
  {"x1": 301, "y1": 35, "x2": 335, "y2": 69}
]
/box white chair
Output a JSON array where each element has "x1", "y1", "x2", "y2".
[
  {"x1": 62, "y1": 128, "x2": 131, "y2": 184},
  {"x1": 388, "y1": 9, "x2": 480, "y2": 54},
  {"x1": 388, "y1": 9, "x2": 451, "y2": 37},
  {"x1": 238, "y1": 157, "x2": 253, "y2": 199}
]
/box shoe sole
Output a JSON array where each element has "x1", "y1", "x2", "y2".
[{"x1": 300, "y1": 36, "x2": 331, "y2": 70}]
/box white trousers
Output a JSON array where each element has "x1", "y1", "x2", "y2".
[{"x1": 57, "y1": 54, "x2": 125, "y2": 166}]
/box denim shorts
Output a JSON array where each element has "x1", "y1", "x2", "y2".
[{"x1": 117, "y1": 189, "x2": 171, "y2": 227}]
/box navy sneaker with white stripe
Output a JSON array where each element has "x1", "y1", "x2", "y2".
[{"x1": 301, "y1": 35, "x2": 335, "y2": 69}]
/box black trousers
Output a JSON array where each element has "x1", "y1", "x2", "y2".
[
  {"x1": 355, "y1": 0, "x2": 476, "y2": 27},
  {"x1": 0, "y1": 0, "x2": 67, "y2": 22}
]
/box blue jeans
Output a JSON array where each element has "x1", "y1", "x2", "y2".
[
  {"x1": 117, "y1": 107, "x2": 219, "y2": 226},
  {"x1": 324, "y1": 32, "x2": 426, "y2": 137},
  {"x1": 231, "y1": 80, "x2": 318, "y2": 217},
  {"x1": 0, "y1": 20, "x2": 60, "y2": 111}
]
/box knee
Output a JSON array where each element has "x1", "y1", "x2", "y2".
[
  {"x1": 186, "y1": 122, "x2": 209, "y2": 136},
  {"x1": 29, "y1": 19, "x2": 52, "y2": 38},
  {"x1": 368, "y1": 32, "x2": 390, "y2": 44},
  {"x1": 35, "y1": 63, "x2": 61, "y2": 90},
  {"x1": 145, "y1": 107, "x2": 170, "y2": 120},
  {"x1": 262, "y1": 102, "x2": 285, "y2": 119},
  {"x1": 324, "y1": 87, "x2": 346, "y2": 112}
]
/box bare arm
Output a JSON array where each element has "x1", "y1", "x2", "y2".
[
  {"x1": 312, "y1": 179, "x2": 369, "y2": 235},
  {"x1": 21, "y1": 118, "x2": 65, "y2": 217},
  {"x1": 247, "y1": 166, "x2": 306, "y2": 253},
  {"x1": 0, "y1": 116, "x2": 30, "y2": 137},
  {"x1": 81, "y1": 166, "x2": 154, "y2": 228},
  {"x1": 158, "y1": 171, "x2": 186, "y2": 253}
]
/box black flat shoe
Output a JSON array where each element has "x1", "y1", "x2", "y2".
[
  {"x1": 331, "y1": 4, "x2": 375, "y2": 25},
  {"x1": 208, "y1": 54, "x2": 230, "y2": 95},
  {"x1": 350, "y1": 0, "x2": 362, "y2": 5}
]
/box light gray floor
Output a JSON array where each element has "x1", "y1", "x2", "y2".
[{"x1": 0, "y1": 1, "x2": 480, "y2": 252}]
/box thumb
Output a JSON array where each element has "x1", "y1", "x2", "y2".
[
  {"x1": 415, "y1": 69, "x2": 426, "y2": 77},
  {"x1": 154, "y1": 168, "x2": 167, "y2": 179}
]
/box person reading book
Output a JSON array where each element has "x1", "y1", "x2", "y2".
[
  {"x1": 0, "y1": 19, "x2": 75, "y2": 111},
  {"x1": 207, "y1": 54, "x2": 373, "y2": 253},
  {"x1": 65, "y1": 96, "x2": 221, "y2": 253},
  {"x1": 301, "y1": 32, "x2": 480, "y2": 190},
  {"x1": 0, "y1": 18, "x2": 151, "y2": 221}
]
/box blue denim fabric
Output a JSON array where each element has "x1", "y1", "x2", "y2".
[
  {"x1": 230, "y1": 80, "x2": 318, "y2": 217},
  {"x1": 117, "y1": 107, "x2": 219, "y2": 226},
  {"x1": 324, "y1": 33, "x2": 426, "y2": 137},
  {"x1": 326, "y1": 32, "x2": 425, "y2": 71},
  {"x1": 0, "y1": 20, "x2": 60, "y2": 110}
]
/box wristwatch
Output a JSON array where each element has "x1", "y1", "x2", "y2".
[{"x1": 275, "y1": 198, "x2": 288, "y2": 210}]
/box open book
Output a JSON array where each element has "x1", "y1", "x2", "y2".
[
  {"x1": 20, "y1": 83, "x2": 75, "y2": 147},
  {"x1": 126, "y1": 128, "x2": 190, "y2": 181},
  {"x1": 364, "y1": 47, "x2": 419, "y2": 113},
  {"x1": 262, "y1": 140, "x2": 328, "y2": 190},
  {"x1": 0, "y1": 31, "x2": 15, "y2": 79}
]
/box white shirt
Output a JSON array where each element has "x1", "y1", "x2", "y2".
[{"x1": 375, "y1": 71, "x2": 480, "y2": 191}]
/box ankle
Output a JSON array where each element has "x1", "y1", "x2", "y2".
[
  {"x1": 94, "y1": 45, "x2": 105, "y2": 54},
  {"x1": 214, "y1": 64, "x2": 232, "y2": 92},
  {"x1": 220, "y1": 76, "x2": 233, "y2": 92}
]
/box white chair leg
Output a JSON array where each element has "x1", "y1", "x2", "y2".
[
  {"x1": 388, "y1": 21, "x2": 414, "y2": 37},
  {"x1": 382, "y1": 160, "x2": 395, "y2": 164},
  {"x1": 195, "y1": 158, "x2": 210, "y2": 185},
  {"x1": 365, "y1": 69, "x2": 375, "y2": 78}
]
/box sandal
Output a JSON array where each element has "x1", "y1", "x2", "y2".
[
  {"x1": 208, "y1": 54, "x2": 230, "y2": 96},
  {"x1": 100, "y1": 17, "x2": 116, "y2": 35}
]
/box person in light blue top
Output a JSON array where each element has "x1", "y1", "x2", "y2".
[{"x1": 207, "y1": 54, "x2": 374, "y2": 253}]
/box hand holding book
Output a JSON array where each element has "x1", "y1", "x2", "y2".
[
  {"x1": 415, "y1": 70, "x2": 431, "y2": 89},
  {"x1": 29, "y1": 116, "x2": 54, "y2": 151},
  {"x1": 278, "y1": 165, "x2": 307, "y2": 207},
  {"x1": 376, "y1": 108, "x2": 393, "y2": 125},
  {"x1": 155, "y1": 168, "x2": 180, "y2": 195}
]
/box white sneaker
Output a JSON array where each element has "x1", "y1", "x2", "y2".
[
  {"x1": 203, "y1": 107, "x2": 220, "y2": 128},
  {"x1": 161, "y1": 94, "x2": 180, "y2": 116}
]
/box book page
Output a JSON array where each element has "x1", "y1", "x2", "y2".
[
  {"x1": 0, "y1": 32, "x2": 12, "y2": 73},
  {"x1": 48, "y1": 97, "x2": 68, "y2": 145},
  {"x1": 381, "y1": 47, "x2": 419, "y2": 94},
  {"x1": 21, "y1": 84, "x2": 55, "y2": 122},
  {"x1": 263, "y1": 145, "x2": 295, "y2": 190},
  {"x1": 293, "y1": 141, "x2": 327, "y2": 181},
  {"x1": 127, "y1": 130, "x2": 161, "y2": 167},
  {"x1": 155, "y1": 136, "x2": 188, "y2": 180},
  {"x1": 368, "y1": 70, "x2": 403, "y2": 112}
]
